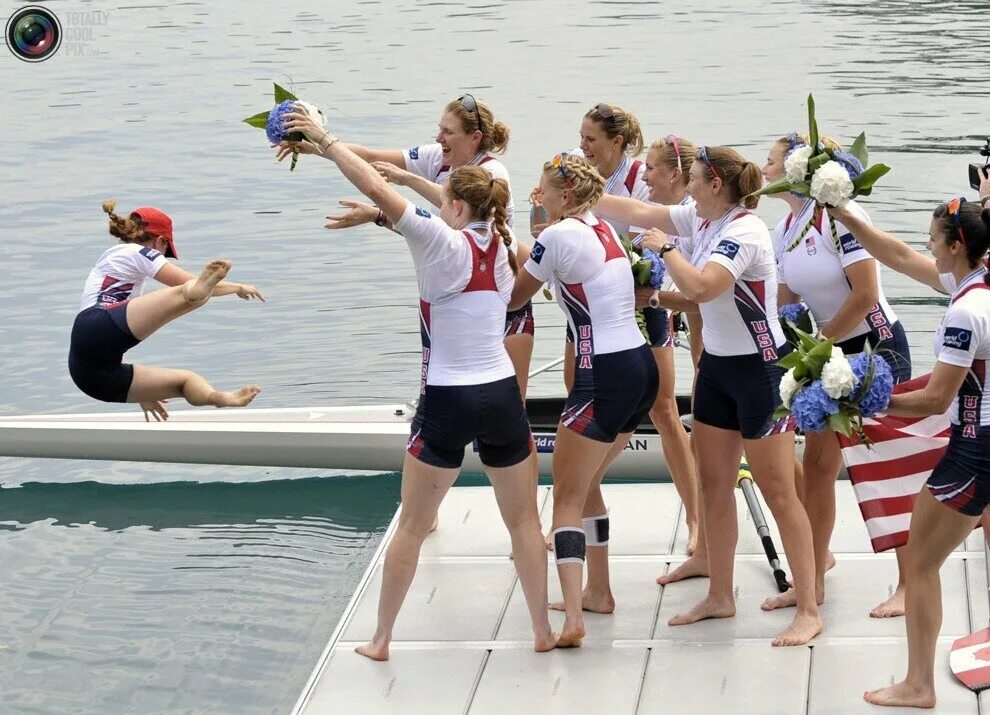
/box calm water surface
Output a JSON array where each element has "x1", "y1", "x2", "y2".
[{"x1": 1, "y1": 0, "x2": 988, "y2": 711}]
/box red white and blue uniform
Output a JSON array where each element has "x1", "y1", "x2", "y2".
[
  {"x1": 526, "y1": 211, "x2": 657, "y2": 442},
  {"x1": 927, "y1": 267, "x2": 990, "y2": 515},
  {"x1": 773, "y1": 199, "x2": 911, "y2": 382},
  {"x1": 642, "y1": 195, "x2": 695, "y2": 349},
  {"x1": 395, "y1": 202, "x2": 532, "y2": 468},
  {"x1": 404, "y1": 143, "x2": 534, "y2": 338},
  {"x1": 69, "y1": 243, "x2": 168, "y2": 403},
  {"x1": 669, "y1": 203, "x2": 793, "y2": 438}
]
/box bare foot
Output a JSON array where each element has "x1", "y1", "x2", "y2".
[
  {"x1": 863, "y1": 680, "x2": 936, "y2": 708},
  {"x1": 355, "y1": 641, "x2": 389, "y2": 661},
  {"x1": 209, "y1": 385, "x2": 262, "y2": 408},
  {"x1": 548, "y1": 590, "x2": 615, "y2": 614},
  {"x1": 825, "y1": 550, "x2": 837, "y2": 573},
  {"x1": 658, "y1": 553, "x2": 709, "y2": 585},
  {"x1": 761, "y1": 585, "x2": 824, "y2": 612},
  {"x1": 534, "y1": 630, "x2": 558, "y2": 653},
  {"x1": 557, "y1": 618, "x2": 585, "y2": 648},
  {"x1": 668, "y1": 595, "x2": 735, "y2": 626},
  {"x1": 429, "y1": 515, "x2": 439, "y2": 534},
  {"x1": 183, "y1": 259, "x2": 231, "y2": 303},
  {"x1": 870, "y1": 585, "x2": 905, "y2": 618},
  {"x1": 686, "y1": 520, "x2": 699, "y2": 556},
  {"x1": 772, "y1": 612, "x2": 823, "y2": 646}
]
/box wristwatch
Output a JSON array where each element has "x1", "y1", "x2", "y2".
[
  {"x1": 374, "y1": 209, "x2": 387, "y2": 227},
  {"x1": 657, "y1": 242, "x2": 677, "y2": 258}
]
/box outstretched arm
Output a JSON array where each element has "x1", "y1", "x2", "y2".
[
  {"x1": 886, "y1": 361, "x2": 968, "y2": 417},
  {"x1": 510, "y1": 268, "x2": 543, "y2": 311},
  {"x1": 373, "y1": 161, "x2": 444, "y2": 208},
  {"x1": 829, "y1": 205, "x2": 943, "y2": 293},
  {"x1": 595, "y1": 194, "x2": 677, "y2": 235},
  {"x1": 283, "y1": 108, "x2": 407, "y2": 223}
]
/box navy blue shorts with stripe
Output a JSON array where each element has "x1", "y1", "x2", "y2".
[
  {"x1": 407, "y1": 375, "x2": 533, "y2": 469},
  {"x1": 836, "y1": 319, "x2": 912, "y2": 385},
  {"x1": 504, "y1": 300, "x2": 535, "y2": 338},
  {"x1": 561, "y1": 343, "x2": 658, "y2": 443},
  {"x1": 643, "y1": 306, "x2": 674, "y2": 348},
  {"x1": 68, "y1": 304, "x2": 140, "y2": 403},
  {"x1": 693, "y1": 347, "x2": 795, "y2": 439},
  {"x1": 927, "y1": 426, "x2": 990, "y2": 517}
]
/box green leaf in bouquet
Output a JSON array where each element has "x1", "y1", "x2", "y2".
[
  {"x1": 807, "y1": 94, "x2": 819, "y2": 155},
  {"x1": 773, "y1": 406, "x2": 791, "y2": 421},
  {"x1": 793, "y1": 362, "x2": 810, "y2": 382},
  {"x1": 749, "y1": 178, "x2": 795, "y2": 199},
  {"x1": 777, "y1": 351, "x2": 803, "y2": 370},
  {"x1": 273, "y1": 82, "x2": 298, "y2": 104},
  {"x1": 849, "y1": 132, "x2": 869, "y2": 167},
  {"x1": 632, "y1": 260, "x2": 652, "y2": 286},
  {"x1": 243, "y1": 110, "x2": 270, "y2": 128},
  {"x1": 827, "y1": 411, "x2": 853, "y2": 437},
  {"x1": 635, "y1": 308, "x2": 650, "y2": 343},
  {"x1": 851, "y1": 163, "x2": 891, "y2": 196},
  {"x1": 808, "y1": 152, "x2": 831, "y2": 175},
  {"x1": 795, "y1": 327, "x2": 818, "y2": 352}
]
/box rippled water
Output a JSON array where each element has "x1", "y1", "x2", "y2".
[{"x1": 1, "y1": 0, "x2": 989, "y2": 711}]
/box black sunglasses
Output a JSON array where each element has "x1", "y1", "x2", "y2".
[{"x1": 458, "y1": 93, "x2": 482, "y2": 132}]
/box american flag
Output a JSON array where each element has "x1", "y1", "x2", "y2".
[{"x1": 837, "y1": 374, "x2": 952, "y2": 553}]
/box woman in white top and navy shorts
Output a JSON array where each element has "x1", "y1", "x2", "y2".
[
  {"x1": 277, "y1": 95, "x2": 537, "y2": 399},
  {"x1": 828, "y1": 196, "x2": 990, "y2": 709},
  {"x1": 282, "y1": 106, "x2": 556, "y2": 660},
  {"x1": 762, "y1": 133, "x2": 913, "y2": 618},
  {"x1": 596, "y1": 146, "x2": 823, "y2": 647},
  {"x1": 69, "y1": 201, "x2": 264, "y2": 420},
  {"x1": 511, "y1": 152, "x2": 658, "y2": 647}
]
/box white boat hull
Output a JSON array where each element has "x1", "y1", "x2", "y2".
[{"x1": 0, "y1": 403, "x2": 672, "y2": 479}]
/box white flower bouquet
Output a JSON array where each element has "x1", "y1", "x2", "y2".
[{"x1": 752, "y1": 94, "x2": 891, "y2": 252}]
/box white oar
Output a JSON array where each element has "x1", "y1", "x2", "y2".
[{"x1": 528, "y1": 356, "x2": 564, "y2": 380}]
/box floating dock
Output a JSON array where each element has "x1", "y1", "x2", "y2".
[{"x1": 292, "y1": 483, "x2": 986, "y2": 714}]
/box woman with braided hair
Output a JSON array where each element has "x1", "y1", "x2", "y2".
[
  {"x1": 510, "y1": 152, "x2": 659, "y2": 647},
  {"x1": 281, "y1": 106, "x2": 556, "y2": 660},
  {"x1": 68, "y1": 200, "x2": 264, "y2": 420},
  {"x1": 276, "y1": 94, "x2": 537, "y2": 399}
]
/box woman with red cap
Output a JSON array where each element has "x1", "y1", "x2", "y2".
[{"x1": 68, "y1": 200, "x2": 265, "y2": 420}]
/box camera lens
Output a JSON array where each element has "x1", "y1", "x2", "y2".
[{"x1": 6, "y1": 6, "x2": 61, "y2": 62}]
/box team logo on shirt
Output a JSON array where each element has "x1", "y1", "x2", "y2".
[
  {"x1": 139, "y1": 247, "x2": 162, "y2": 261},
  {"x1": 713, "y1": 240, "x2": 740, "y2": 260},
  {"x1": 840, "y1": 233, "x2": 864, "y2": 254},
  {"x1": 806, "y1": 235, "x2": 817, "y2": 255},
  {"x1": 943, "y1": 327, "x2": 972, "y2": 351},
  {"x1": 408, "y1": 147, "x2": 420, "y2": 160},
  {"x1": 415, "y1": 207, "x2": 432, "y2": 218},
  {"x1": 531, "y1": 241, "x2": 546, "y2": 264}
]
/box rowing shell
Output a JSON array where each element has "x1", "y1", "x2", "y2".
[{"x1": 0, "y1": 397, "x2": 677, "y2": 479}]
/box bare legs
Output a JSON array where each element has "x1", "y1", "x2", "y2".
[
  {"x1": 357, "y1": 451, "x2": 554, "y2": 661},
  {"x1": 863, "y1": 489, "x2": 977, "y2": 708},
  {"x1": 669, "y1": 425, "x2": 822, "y2": 646},
  {"x1": 649, "y1": 346, "x2": 699, "y2": 556},
  {"x1": 123, "y1": 260, "x2": 261, "y2": 408},
  {"x1": 550, "y1": 425, "x2": 615, "y2": 647},
  {"x1": 504, "y1": 333, "x2": 535, "y2": 402}
]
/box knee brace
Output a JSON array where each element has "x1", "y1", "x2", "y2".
[
  {"x1": 553, "y1": 526, "x2": 586, "y2": 565},
  {"x1": 582, "y1": 512, "x2": 609, "y2": 546}
]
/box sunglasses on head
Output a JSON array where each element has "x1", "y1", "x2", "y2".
[
  {"x1": 551, "y1": 152, "x2": 574, "y2": 187},
  {"x1": 594, "y1": 103, "x2": 615, "y2": 121},
  {"x1": 664, "y1": 134, "x2": 683, "y2": 172},
  {"x1": 458, "y1": 93, "x2": 481, "y2": 132},
  {"x1": 784, "y1": 132, "x2": 806, "y2": 153},
  {"x1": 947, "y1": 196, "x2": 968, "y2": 245},
  {"x1": 697, "y1": 146, "x2": 721, "y2": 181}
]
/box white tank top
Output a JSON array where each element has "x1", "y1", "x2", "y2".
[
  {"x1": 669, "y1": 203, "x2": 785, "y2": 359},
  {"x1": 393, "y1": 201, "x2": 515, "y2": 388},
  {"x1": 78, "y1": 243, "x2": 168, "y2": 311},
  {"x1": 936, "y1": 267, "x2": 990, "y2": 433},
  {"x1": 525, "y1": 211, "x2": 644, "y2": 359},
  {"x1": 774, "y1": 200, "x2": 899, "y2": 342}
]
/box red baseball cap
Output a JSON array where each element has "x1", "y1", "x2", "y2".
[{"x1": 132, "y1": 207, "x2": 178, "y2": 259}]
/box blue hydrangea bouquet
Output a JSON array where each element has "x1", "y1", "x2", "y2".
[
  {"x1": 622, "y1": 239, "x2": 666, "y2": 290},
  {"x1": 751, "y1": 94, "x2": 891, "y2": 253},
  {"x1": 243, "y1": 83, "x2": 324, "y2": 171},
  {"x1": 776, "y1": 325, "x2": 894, "y2": 443}
]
